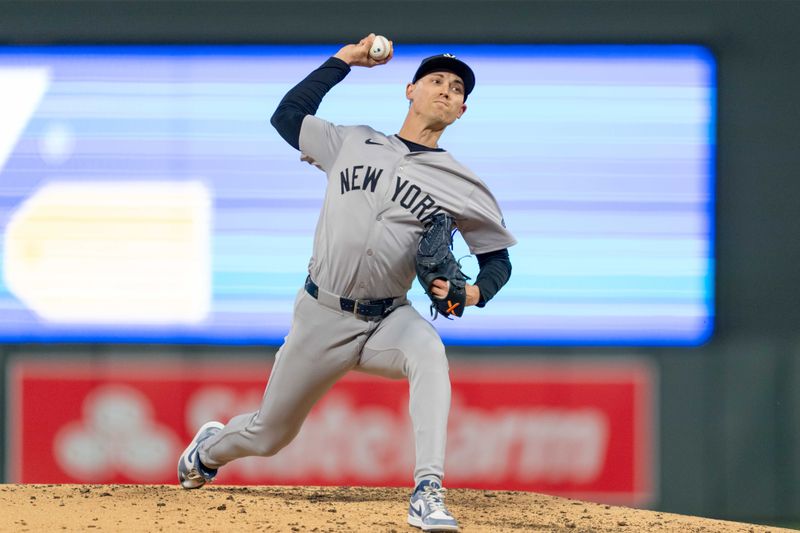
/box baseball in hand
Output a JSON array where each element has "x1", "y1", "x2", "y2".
[{"x1": 369, "y1": 35, "x2": 391, "y2": 61}]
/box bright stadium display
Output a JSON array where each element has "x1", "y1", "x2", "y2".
[{"x1": 0, "y1": 44, "x2": 715, "y2": 345}]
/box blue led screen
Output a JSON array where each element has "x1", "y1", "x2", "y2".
[{"x1": 0, "y1": 45, "x2": 715, "y2": 345}]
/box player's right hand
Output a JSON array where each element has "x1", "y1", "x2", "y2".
[
  {"x1": 431, "y1": 279, "x2": 480, "y2": 306},
  {"x1": 430, "y1": 279, "x2": 450, "y2": 299},
  {"x1": 334, "y1": 34, "x2": 394, "y2": 68}
]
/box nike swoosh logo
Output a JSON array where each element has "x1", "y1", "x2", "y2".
[
  {"x1": 185, "y1": 446, "x2": 197, "y2": 469},
  {"x1": 365, "y1": 139, "x2": 383, "y2": 145},
  {"x1": 409, "y1": 499, "x2": 424, "y2": 517}
]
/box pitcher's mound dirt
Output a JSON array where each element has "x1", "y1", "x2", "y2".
[{"x1": 1, "y1": 484, "x2": 791, "y2": 532}]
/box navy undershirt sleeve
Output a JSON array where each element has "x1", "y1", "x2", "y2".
[
  {"x1": 270, "y1": 57, "x2": 351, "y2": 150},
  {"x1": 474, "y1": 248, "x2": 512, "y2": 307}
]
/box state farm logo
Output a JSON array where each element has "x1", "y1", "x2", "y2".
[
  {"x1": 186, "y1": 388, "x2": 609, "y2": 485},
  {"x1": 53, "y1": 385, "x2": 181, "y2": 481}
]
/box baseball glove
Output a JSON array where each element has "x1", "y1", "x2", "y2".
[{"x1": 416, "y1": 212, "x2": 470, "y2": 320}]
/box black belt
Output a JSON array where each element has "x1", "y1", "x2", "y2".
[{"x1": 305, "y1": 276, "x2": 396, "y2": 319}]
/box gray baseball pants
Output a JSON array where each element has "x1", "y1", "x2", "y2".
[{"x1": 199, "y1": 287, "x2": 451, "y2": 485}]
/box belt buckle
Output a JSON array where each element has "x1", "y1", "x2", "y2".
[{"x1": 352, "y1": 299, "x2": 361, "y2": 319}]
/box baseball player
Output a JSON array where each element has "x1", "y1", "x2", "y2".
[{"x1": 178, "y1": 35, "x2": 516, "y2": 532}]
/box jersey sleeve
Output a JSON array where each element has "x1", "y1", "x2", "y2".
[
  {"x1": 298, "y1": 115, "x2": 357, "y2": 173},
  {"x1": 458, "y1": 185, "x2": 517, "y2": 255}
]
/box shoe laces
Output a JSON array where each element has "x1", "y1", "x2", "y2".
[{"x1": 421, "y1": 485, "x2": 448, "y2": 513}]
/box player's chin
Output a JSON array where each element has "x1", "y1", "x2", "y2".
[
  {"x1": 429, "y1": 113, "x2": 457, "y2": 129},
  {"x1": 441, "y1": 110, "x2": 461, "y2": 126}
]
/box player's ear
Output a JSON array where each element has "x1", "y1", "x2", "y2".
[
  {"x1": 456, "y1": 103, "x2": 467, "y2": 119},
  {"x1": 405, "y1": 82, "x2": 415, "y2": 101}
]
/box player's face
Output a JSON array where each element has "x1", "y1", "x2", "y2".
[{"x1": 406, "y1": 71, "x2": 467, "y2": 128}]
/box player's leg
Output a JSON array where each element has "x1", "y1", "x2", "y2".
[
  {"x1": 180, "y1": 289, "x2": 369, "y2": 486},
  {"x1": 357, "y1": 304, "x2": 458, "y2": 530},
  {"x1": 358, "y1": 303, "x2": 450, "y2": 484}
]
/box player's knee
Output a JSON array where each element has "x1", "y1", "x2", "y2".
[
  {"x1": 246, "y1": 420, "x2": 297, "y2": 457},
  {"x1": 254, "y1": 443, "x2": 280, "y2": 457},
  {"x1": 406, "y1": 338, "x2": 448, "y2": 375},
  {"x1": 252, "y1": 436, "x2": 291, "y2": 458}
]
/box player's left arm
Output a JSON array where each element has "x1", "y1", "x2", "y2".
[
  {"x1": 443, "y1": 181, "x2": 517, "y2": 307},
  {"x1": 473, "y1": 248, "x2": 512, "y2": 306}
]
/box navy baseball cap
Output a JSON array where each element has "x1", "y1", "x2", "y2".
[{"x1": 412, "y1": 54, "x2": 476, "y2": 100}]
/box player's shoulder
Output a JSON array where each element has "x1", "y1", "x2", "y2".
[
  {"x1": 304, "y1": 115, "x2": 369, "y2": 133},
  {"x1": 351, "y1": 124, "x2": 391, "y2": 141},
  {"x1": 431, "y1": 151, "x2": 490, "y2": 189},
  {"x1": 325, "y1": 121, "x2": 391, "y2": 143}
]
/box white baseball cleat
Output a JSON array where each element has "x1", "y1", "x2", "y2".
[
  {"x1": 177, "y1": 421, "x2": 224, "y2": 489},
  {"x1": 407, "y1": 480, "x2": 460, "y2": 532}
]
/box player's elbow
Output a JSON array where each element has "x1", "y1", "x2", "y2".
[
  {"x1": 269, "y1": 108, "x2": 280, "y2": 130},
  {"x1": 270, "y1": 106, "x2": 303, "y2": 150}
]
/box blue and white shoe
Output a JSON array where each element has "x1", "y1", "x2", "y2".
[
  {"x1": 177, "y1": 421, "x2": 224, "y2": 489},
  {"x1": 407, "y1": 480, "x2": 460, "y2": 532}
]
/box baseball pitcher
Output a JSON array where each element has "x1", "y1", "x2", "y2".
[{"x1": 178, "y1": 34, "x2": 517, "y2": 532}]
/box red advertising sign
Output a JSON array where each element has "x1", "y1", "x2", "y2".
[{"x1": 7, "y1": 357, "x2": 655, "y2": 505}]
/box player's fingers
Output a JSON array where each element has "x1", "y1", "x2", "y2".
[
  {"x1": 359, "y1": 33, "x2": 375, "y2": 47},
  {"x1": 359, "y1": 35, "x2": 392, "y2": 67},
  {"x1": 430, "y1": 279, "x2": 449, "y2": 299},
  {"x1": 350, "y1": 34, "x2": 377, "y2": 66}
]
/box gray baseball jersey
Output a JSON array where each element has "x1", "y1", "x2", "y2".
[
  {"x1": 300, "y1": 115, "x2": 517, "y2": 299},
  {"x1": 196, "y1": 113, "x2": 516, "y2": 489}
]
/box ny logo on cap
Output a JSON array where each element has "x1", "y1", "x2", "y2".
[{"x1": 443, "y1": 53, "x2": 456, "y2": 58}]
